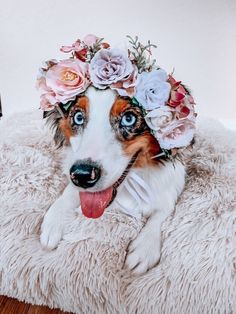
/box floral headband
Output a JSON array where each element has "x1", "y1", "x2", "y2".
[{"x1": 37, "y1": 34, "x2": 196, "y2": 156}]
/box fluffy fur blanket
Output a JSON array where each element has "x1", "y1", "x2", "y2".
[{"x1": 0, "y1": 111, "x2": 236, "y2": 314}]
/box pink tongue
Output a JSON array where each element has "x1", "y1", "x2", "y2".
[{"x1": 79, "y1": 186, "x2": 114, "y2": 219}]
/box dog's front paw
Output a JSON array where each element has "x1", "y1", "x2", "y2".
[
  {"x1": 124, "y1": 233, "x2": 161, "y2": 274},
  {"x1": 40, "y1": 212, "x2": 64, "y2": 250}
]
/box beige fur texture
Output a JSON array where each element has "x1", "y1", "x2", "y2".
[{"x1": 0, "y1": 111, "x2": 236, "y2": 313}]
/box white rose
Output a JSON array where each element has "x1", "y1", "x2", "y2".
[
  {"x1": 135, "y1": 69, "x2": 171, "y2": 110},
  {"x1": 145, "y1": 106, "x2": 174, "y2": 131}
]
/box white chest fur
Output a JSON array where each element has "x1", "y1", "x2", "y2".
[{"x1": 112, "y1": 160, "x2": 186, "y2": 219}]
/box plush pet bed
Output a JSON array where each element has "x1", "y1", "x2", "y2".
[{"x1": 0, "y1": 111, "x2": 236, "y2": 314}]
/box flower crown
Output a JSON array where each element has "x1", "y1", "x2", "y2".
[{"x1": 37, "y1": 34, "x2": 196, "y2": 155}]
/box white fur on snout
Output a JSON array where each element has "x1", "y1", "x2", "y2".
[
  {"x1": 64, "y1": 86, "x2": 130, "y2": 191},
  {"x1": 70, "y1": 136, "x2": 80, "y2": 153}
]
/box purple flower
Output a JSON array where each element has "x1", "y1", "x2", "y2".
[
  {"x1": 89, "y1": 48, "x2": 134, "y2": 89},
  {"x1": 111, "y1": 65, "x2": 139, "y2": 97}
]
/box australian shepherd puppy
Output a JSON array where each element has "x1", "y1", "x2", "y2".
[{"x1": 40, "y1": 86, "x2": 186, "y2": 274}]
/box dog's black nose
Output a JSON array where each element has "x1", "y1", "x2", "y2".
[{"x1": 70, "y1": 162, "x2": 101, "y2": 188}]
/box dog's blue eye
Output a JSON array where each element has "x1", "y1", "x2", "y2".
[
  {"x1": 74, "y1": 112, "x2": 84, "y2": 125},
  {"x1": 121, "y1": 113, "x2": 136, "y2": 127}
]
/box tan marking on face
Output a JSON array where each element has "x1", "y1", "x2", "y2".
[
  {"x1": 110, "y1": 97, "x2": 129, "y2": 117},
  {"x1": 110, "y1": 97, "x2": 162, "y2": 167},
  {"x1": 123, "y1": 133, "x2": 162, "y2": 167},
  {"x1": 59, "y1": 118, "x2": 73, "y2": 142},
  {"x1": 73, "y1": 96, "x2": 90, "y2": 114},
  {"x1": 59, "y1": 96, "x2": 90, "y2": 142}
]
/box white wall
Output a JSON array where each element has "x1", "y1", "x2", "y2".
[{"x1": 0, "y1": 0, "x2": 236, "y2": 119}]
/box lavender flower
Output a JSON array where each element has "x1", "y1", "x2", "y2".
[{"x1": 89, "y1": 48, "x2": 134, "y2": 89}]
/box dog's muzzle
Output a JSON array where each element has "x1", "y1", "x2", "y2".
[{"x1": 70, "y1": 161, "x2": 101, "y2": 188}]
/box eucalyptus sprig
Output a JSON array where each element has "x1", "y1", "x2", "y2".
[{"x1": 127, "y1": 35, "x2": 157, "y2": 73}]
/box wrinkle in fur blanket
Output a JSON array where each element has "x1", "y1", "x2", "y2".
[{"x1": 0, "y1": 112, "x2": 236, "y2": 314}]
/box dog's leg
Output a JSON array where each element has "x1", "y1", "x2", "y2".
[
  {"x1": 125, "y1": 162, "x2": 185, "y2": 274},
  {"x1": 40, "y1": 183, "x2": 79, "y2": 250},
  {"x1": 124, "y1": 206, "x2": 170, "y2": 274}
]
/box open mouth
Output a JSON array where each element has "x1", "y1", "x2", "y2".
[{"x1": 79, "y1": 151, "x2": 140, "y2": 219}]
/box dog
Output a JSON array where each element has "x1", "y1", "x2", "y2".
[{"x1": 40, "y1": 86, "x2": 186, "y2": 274}]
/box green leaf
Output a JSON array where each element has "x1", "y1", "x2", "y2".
[
  {"x1": 131, "y1": 97, "x2": 139, "y2": 106},
  {"x1": 62, "y1": 100, "x2": 74, "y2": 111}
]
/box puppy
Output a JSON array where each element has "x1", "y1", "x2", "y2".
[{"x1": 40, "y1": 86, "x2": 186, "y2": 274}]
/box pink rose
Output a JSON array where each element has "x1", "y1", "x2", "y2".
[
  {"x1": 83, "y1": 34, "x2": 100, "y2": 46},
  {"x1": 36, "y1": 75, "x2": 48, "y2": 93},
  {"x1": 45, "y1": 59, "x2": 90, "y2": 104},
  {"x1": 40, "y1": 92, "x2": 58, "y2": 111},
  {"x1": 36, "y1": 60, "x2": 59, "y2": 110},
  {"x1": 36, "y1": 59, "x2": 58, "y2": 92},
  {"x1": 145, "y1": 105, "x2": 196, "y2": 149},
  {"x1": 155, "y1": 119, "x2": 196, "y2": 149},
  {"x1": 111, "y1": 65, "x2": 138, "y2": 97},
  {"x1": 89, "y1": 48, "x2": 134, "y2": 89}
]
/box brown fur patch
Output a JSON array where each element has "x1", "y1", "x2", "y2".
[
  {"x1": 123, "y1": 133, "x2": 162, "y2": 167},
  {"x1": 59, "y1": 118, "x2": 73, "y2": 142},
  {"x1": 110, "y1": 98, "x2": 148, "y2": 141},
  {"x1": 59, "y1": 96, "x2": 89, "y2": 142},
  {"x1": 74, "y1": 96, "x2": 89, "y2": 114},
  {"x1": 110, "y1": 98, "x2": 129, "y2": 116},
  {"x1": 111, "y1": 97, "x2": 162, "y2": 167}
]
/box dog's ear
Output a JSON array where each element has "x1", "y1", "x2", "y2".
[{"x1": 43, "y1": 107, "x2": 65, "y2": 148}]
